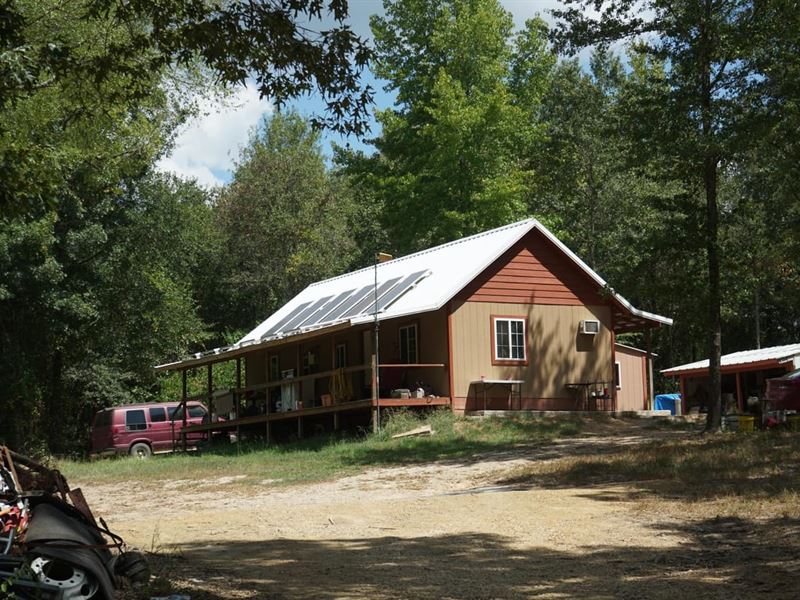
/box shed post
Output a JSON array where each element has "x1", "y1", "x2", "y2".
[
  {"x1": 736, "y1": 371, "x2": 743, "y2": 412},
  {"x1": 679, "y1": 376, "x2": 687, "y2": 416},
  {"x1": 645, "y1": 328, "x2": 654, "y2": 410}
]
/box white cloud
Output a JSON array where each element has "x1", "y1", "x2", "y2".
[{"x1": 157, "y1": 84, "x2": 273, "y2": 187}]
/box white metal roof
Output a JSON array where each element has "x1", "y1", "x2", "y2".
[
  {"x1": 662, "y1": 343, "x2": 800, "y2": 375},
  {"x1": 238, "y1": 217, "x2": 671, "y2": 345},
  {"x1": 156, "y1": 218, "x2": 672, "y2": 372}
]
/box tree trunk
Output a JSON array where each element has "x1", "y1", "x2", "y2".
[
  {"x1": 754, "y1": 286, "x2": 761, "y2": 349},
  {"x1": 701, "y1": 0, "x2": 722, "y2": 432},
  {"x1": 704, "y1": 155, "x2": 722, "y2": 432}
]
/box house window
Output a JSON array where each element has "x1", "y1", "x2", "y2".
[
  {"x1": 614, "y1": 361, "x2": 622, "y2": 389},
  {"x1": 493, "y1": 317, "x2": 526, "y2": 362},
  {"x1": 335, "y1": 343, "x2": 347, "y2": 369},
  {"x1": 269, "y1": 355, "x2": 280, "y2": 381},
  {"x1": 399, "y1": 324, "x2": 418, "y2": 364}
]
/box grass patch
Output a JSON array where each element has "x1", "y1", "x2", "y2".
[
  {"x1": 58, "y1": 410, "x2": 583, "y2": 487},
  {"x1": 502, "y1": 430, "x2": 800, "y2": 518}
]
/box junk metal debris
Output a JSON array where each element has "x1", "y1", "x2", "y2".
[{"x1": 0, "y1": 445, "x2": 149, "y2": 599}]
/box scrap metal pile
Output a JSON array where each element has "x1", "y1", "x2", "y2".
[{"x1": 0, "y1": 446, "x2": 148, "y2": 599}]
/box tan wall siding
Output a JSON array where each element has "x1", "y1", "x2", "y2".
[
  {"x1": 450, "y1": 301, "x2": 613, "y2": 409},
  {"x1": 615, "y1": 346, "x2": 646, "y2": 411}
]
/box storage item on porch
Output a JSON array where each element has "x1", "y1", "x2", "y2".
[
  {"x1": 391, "y1": 389, "x2": 410, "y2": 399},
  {"x1": 281, "y1": 382, "x2": 297, "y2": 411},
  {"x1": 723, "y1": 414, "x2": 739, "y2": 431},
  {"x1": 321, "y1": 394, "x2": 333, "y2": 407}
]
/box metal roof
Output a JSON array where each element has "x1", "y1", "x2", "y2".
[
  {"x1": 155, "y1": 218, "x2": 672, "y2": 372},
  {"x1": 662, "y1": 343, "x2": 800, "y2": 376}
]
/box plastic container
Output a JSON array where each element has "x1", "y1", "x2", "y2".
[
  {"x1": 723, "y1": 414, "x2": 739, "y2": 431},
  {"x1": 738, "y1": 415, "x2": 755, "y2": 432}
]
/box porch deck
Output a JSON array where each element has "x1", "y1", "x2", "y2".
[{"x1": 181, "y1": 396, "x2": 451, "y2": 437}]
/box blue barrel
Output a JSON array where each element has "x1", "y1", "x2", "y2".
[{"x1": 655, "y1": 393, "x2": 681, "y2": 415}]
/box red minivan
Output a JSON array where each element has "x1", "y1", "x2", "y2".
[
  {"x1": 90, "y1": 401, "x2": 211, "y2": 458},
  {"x1": 766, "y1": 368, "x2": 800, "y2": 410}
]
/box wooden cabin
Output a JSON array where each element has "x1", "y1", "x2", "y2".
[{"x1": 156, "y1": 219, "x2": 671, "y2": 437}]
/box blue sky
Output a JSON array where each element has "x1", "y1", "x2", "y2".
[{"x1": 157, "y1": 1, "x2": 568, "y2": 187}]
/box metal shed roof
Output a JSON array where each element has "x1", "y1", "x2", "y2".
[
  {"x1": 155, "y1": 218, "x2": 672, "y2": 372},
  {"x1": 662, "y1": 343, "x2": 800, "y2": 376}
]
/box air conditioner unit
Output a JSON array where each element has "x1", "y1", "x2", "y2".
[
  {"x1": 579, "y1": 319, "x2": 600, "y2": 335},
  {"x1": 281, "y1": 368, "x2": 295, "y2": 379}
]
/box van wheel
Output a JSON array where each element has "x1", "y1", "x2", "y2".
[{"x1": 129, "y1": 442, "x2": 152, "y2": 459}]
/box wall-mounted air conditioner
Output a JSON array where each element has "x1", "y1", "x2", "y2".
[{"x1": 579, "y1": 319, "x2": 600, "y2": 335}]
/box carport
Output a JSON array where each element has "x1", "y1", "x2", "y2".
[{"x1": 662, "y1": 343, "x2": 800, "y2": 414}]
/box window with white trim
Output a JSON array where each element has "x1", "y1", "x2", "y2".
[
  {"x1": 494, "y1": 318, "x2": 526, "y2": 361},
  {"x1": 399, "y1": 324, "x2": 418, "y2": 364},
  {"x1": 614, "y1": 361, "x2": 622, "y2": 389}
]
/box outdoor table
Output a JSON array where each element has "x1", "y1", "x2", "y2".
[{"x1": 470, "y1": 379, "x2": 524, "y2": 411}]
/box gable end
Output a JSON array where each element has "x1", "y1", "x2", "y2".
[{"x1": 457, "y1": 228, "x2": 604, "y2": 306}]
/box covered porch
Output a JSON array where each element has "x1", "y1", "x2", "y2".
[{"x1": 155, "y1": 310, "x2": 453, "y2": 446}]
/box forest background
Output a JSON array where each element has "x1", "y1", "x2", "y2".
[{"x1": 1, "y1": 0, "x2": 798, "y2": 453}]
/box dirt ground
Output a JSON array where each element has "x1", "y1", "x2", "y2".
[{"x1": 80, "y1": 420, "x2": 798, "y2": 599}]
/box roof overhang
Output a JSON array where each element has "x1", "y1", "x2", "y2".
[
  {"x1": 662, "y1": 357, "x2": 795, "y2": 378},
  {"x1": 154, "y1": 321, "x2": 352, "y2": 373}
]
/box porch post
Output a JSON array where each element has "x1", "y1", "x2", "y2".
[
  {"x1": 206, "y1": 363, "x2": 213, "y2": 443},
  {"x1": 235, "y1": 357, "x2": 242, "y2": 445},
  {"x1": 371, "y1": 353, "x2": 378, "y2": 433},
  {"x1": 181, "y1": 368, "x2": 188, "y2": 452},
  {"x1": 207, "y1": 363, "x2": 213, "y2": 409}
]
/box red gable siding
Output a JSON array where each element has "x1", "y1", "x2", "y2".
[{"x1": 458, "y1": 228, "x2": 605, "y2": 305}]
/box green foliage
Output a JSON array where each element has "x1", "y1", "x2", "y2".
[
  {"x1": 551, "y1": 1, "x2": 800, "y2": 426},
  {"x1": 0, "y1": 174, "x2": 216, "y2": 453},
  {"x1": 213, "y1": 111, "x2": 361, "y2": 333},
  {"x1": 342, "y1": 0, "x2": 555, "y2": 253}
]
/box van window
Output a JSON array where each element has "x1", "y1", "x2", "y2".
[
  {"x1": 149, "y1": 407, "x2": 167, "y2": 423},
  {"x1": 171, "y1": 406, "x2": 184, "y2": 421},
  {"x1": 188, "y1": 405, "x2": 207, "y2": 419},
  {"x1": 125, "y1": 409, "x2": 147, "y2": 431},
  {"x1": 94, "y1": 410, "x2": 112, "y2": 427}
]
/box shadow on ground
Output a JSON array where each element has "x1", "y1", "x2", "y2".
[
  {"x1": 162, "y1": 516, "x2": 800, "y2": 599},
  {"x1": 496, "y1": 431, "x2": 800, "y2": 505}
]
